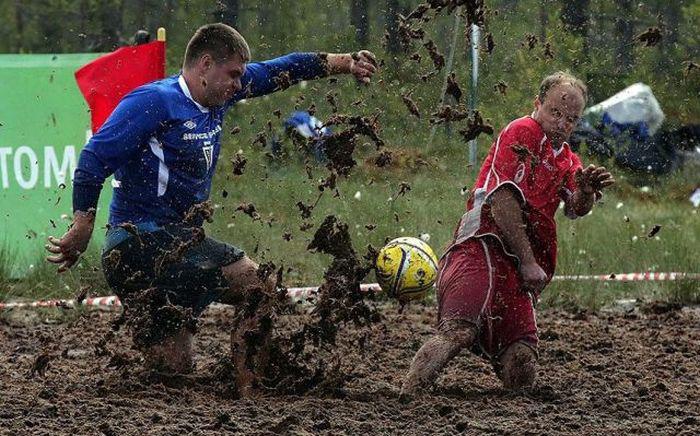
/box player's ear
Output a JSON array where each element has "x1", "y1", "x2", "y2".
[{"x1": 199, "y1": 53, "x2": 213, "y2": 72}]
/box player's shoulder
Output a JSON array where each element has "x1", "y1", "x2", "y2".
[
  {"x1": 500, "y1": 116, "x2": 544, "y2": 140},
  {"x1": 125, "y1": 75, "x2": 195, "y2": 118},
  {"x1": 503, "y1": 116, "x2": 544, "y2": 136},
  {"x1": 132, "y1": 75, "x2": 180, "y2": 99}
]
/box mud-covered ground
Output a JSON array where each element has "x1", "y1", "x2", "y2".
[{"x1": 1, "y1": 302, "x2": 698, "y2": 435}]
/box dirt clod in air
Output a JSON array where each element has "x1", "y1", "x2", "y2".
[
  {"x1": 635, "y1": 27, "x2": 662, "y2": 47},
  {"x1": 494, "y1": 80, "x2": 508, "y2": 95},
  {"x1": 423, "y1": 40, "x2": 445, "y2": 70},
  {"x1": 483, "y1": 32, "x2": 495, "y2": 54},
  {"x1": 401, "y1": 91, "x2": 421, "y2": 118},
  {"x1": 235, "y1": 202, "x2": 261, "y2": 221},
  {"x1": 274, "y1": 71, "x2": 293, "y2": 90},
  {"x1": 458, "y1": 110, "x2": 494, "y2": 142},
  {"x1": 317, "y1": 113, "x2": 384, "y2": 176},
  {"x1": 250, "y1": 215, "x2": 381, "y2": 395},
  {"x1": 296, "y1": 201, "x2": 314, "y2": 220},
  {"x1": 374, "y1": 150, "x2": 393, "y2": 167},
  {"x1": 430, "y1": 105, "x2": 470, "y2": 125},
  {"x1": 183, "y1": 201, "x2": 214, "y2": 225},
  {"x1": 523, "y1": 33, "x2": 538, "y2": 50},
  {"x1": 445, "y1": 72, "x2": 462, "y2": 103}
]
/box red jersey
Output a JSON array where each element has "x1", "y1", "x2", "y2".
[{"x1": 451, "y1": 116, "x2": 583, "y2": 279}]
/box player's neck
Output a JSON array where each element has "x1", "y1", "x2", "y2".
[{"x1": 181, "y1": 70, "x2": 207, "y2": 107}]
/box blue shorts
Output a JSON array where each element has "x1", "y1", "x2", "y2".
[{"x1": 101, "y1": 223, "x2": 245, "y2": 317}]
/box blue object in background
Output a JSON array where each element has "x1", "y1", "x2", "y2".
[{"x1": 283, "y1": 111, "x2": 331, "y2": 162}]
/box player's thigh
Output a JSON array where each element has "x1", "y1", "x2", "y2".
[
  {"x1": 489, "y1": 260, "x2": 539, "y2": 356},
  {"x1": 437, "y1": 238, "x2": 493, "y2": 325}
]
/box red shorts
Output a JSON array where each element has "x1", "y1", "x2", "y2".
[{"x1": 437, "y1": 237, "x2": 538, "y2": 359}]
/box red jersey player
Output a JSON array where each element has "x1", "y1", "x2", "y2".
[{"x1": 400, "y1": 72, "x2": 614, "y2": 399}]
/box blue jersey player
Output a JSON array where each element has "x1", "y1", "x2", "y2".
[{"x1": 46, "y1": 23, "x2": 377, "y2": 397}]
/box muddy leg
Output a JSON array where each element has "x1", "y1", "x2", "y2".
[
  {"x1": 221, "y1": 256, "x2": 276, "y2": 398},
  {"x1": 230, "y1": 306, "x2": 273, "y2": 397},
  {"x1": 143, "y1": 327, "x2": 194, "y2": 374},
  {"x1": 400, "y1": 319, "x2": 477, "y2": 401},
  {"x1": 496, "y1": 341, "x2": 537, "y2": 390}
]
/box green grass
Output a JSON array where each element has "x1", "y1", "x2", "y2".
[{"x1": 1, "y1": 57, "x2": 698, "y2": 309}]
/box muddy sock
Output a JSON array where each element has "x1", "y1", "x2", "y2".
[
  {"x1": 400, "y1": 321, "x2": 477, "y2": 397},
  {"x1": 499, "y1": 342, "x2": 537, "y2": 390}
]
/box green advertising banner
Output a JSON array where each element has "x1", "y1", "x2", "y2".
[{"x1": 0, "y1": 53, "x2": 109, "y2": 277}]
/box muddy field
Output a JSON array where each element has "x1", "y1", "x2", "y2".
[{"x1": 1, "y1": 302, "x2": 698, "y2": 435}]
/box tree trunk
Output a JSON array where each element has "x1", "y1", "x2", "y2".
[
  {"x1": 214, "y1": 0, "x2": 240, "y2": 29},
  {"x1": 560, "y1": 0, "x2": 590, "y2": 57},
  {"x1": 539, "y1": 1, "x2": 548, "y2": 42},
  {"x1": 660, "y1": 2, "x2": 681, "y2": 49},
  {"x1": 385, "y1": 0, "x2": 401, "y2": 55},
  {"x1": 350, "y1": 0, "x2": 369, "y2": 46},
  {"x1": 614, "y1": 0, "x2": 634, "y2": 72},
  {"x1": 96, "y1": 0, "x2": 124, "y2": 51},
  {"x1": 257, "y1": 2, "x2": 272, "y2": 31},
  {"x1": 160, "y1": 0, "x2": 176, "y2": 33},
  {"x1": 13, "y1": 0, "x2": 25, "y2": 52}
]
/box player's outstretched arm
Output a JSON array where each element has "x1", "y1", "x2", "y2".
[
  {"x1": 234, "y1": 51, "x2": 377, "y2": 100},
  {"x1": 567, "y1": 164, "x2": 615, "y2": 217}
]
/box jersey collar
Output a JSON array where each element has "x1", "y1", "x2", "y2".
[
  {"x1": 528, "y1": 113, "x2": 568, "y2": 157},
  {"x1": 178, "y1": 74, "x2": 209, "y2": 113}
]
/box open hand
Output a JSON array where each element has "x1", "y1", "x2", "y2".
[
  {"x1": 45, "y1": 214, "x2": 94, "y2": 273},
  {"x1": 349, "y1": 50, "x2": 378, "y2": 84},
  {"x1": 575, "y1": 165, "x2": 615, "y2": 194}
]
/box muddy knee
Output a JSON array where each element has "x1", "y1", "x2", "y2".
[
  {"x1": 498, "y1": 341, "x2": 537, "y2": 390},
  {"x1": 438, "y1": 319, "x2": 477, "y2": 348},
  {"x1": 219, "y1": 256, "x2": 277, "y2": 305}
]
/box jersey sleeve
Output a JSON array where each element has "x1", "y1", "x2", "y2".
[
  {"x1": 483, "y1": 123, "x2": 542, "y2": 204},
  {"x1": 228, "y1": 52, "x2": 326, "y2": 104},
  {"x1": 72, "y1": 86, "x2": 168, "y2": 212},
  {"x1": 560, "y1": 152, "x2": 583, "y2": 201}
]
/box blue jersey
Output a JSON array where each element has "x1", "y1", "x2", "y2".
[{"x1": 73, "y1": 52, "x2": 326, "y2": 227}]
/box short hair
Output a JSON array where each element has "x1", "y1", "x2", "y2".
[
  {"x1": 538, "y1": 71, "x2": 588, "y2": 105},
  {"x1": 183, "y1": 23, "x2": 251, "y2": 67}
]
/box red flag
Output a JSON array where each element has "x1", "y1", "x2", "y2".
[{"x1": 75, "y1": 41, "x2": 166, "y2": 133}]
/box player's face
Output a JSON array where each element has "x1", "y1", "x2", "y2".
[
  {"x1": 202, "y1": 53, "x2": 246, "y2": 107},
  {"x1": 533, "y1": 84, "x2": 584, "y2": 148}
]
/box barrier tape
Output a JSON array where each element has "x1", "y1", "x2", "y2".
[
  {"x1": 1, "y1": 272, "x2": 698, "y2": 311},
  {"x1": 551, "y1": 272, "x2": 700, "y2": 282}
]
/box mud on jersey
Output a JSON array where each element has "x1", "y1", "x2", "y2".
[
  {"x1": 452, "y1": 116, "x2": 584, "y2": 279},
  {"x1": 73, "y1": 53, "x2": 325, "y2": 227}
]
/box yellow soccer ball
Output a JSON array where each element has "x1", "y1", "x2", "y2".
[{"x1": 375, "y1": 237, "x2": 439, "y2": 303}]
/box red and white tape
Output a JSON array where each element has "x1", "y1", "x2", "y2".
[
  {"x1": 0, "y1": 296, "x2": 121, "y2": 310},
  {"x1": 1, "y1": 272, "x2": 697, "y2": 311},
  {"x1": 552, "y1": 272, "x2": 700, "y2": 282}
]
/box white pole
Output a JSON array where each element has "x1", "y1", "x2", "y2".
[{"x1": 469, "y1": 24, "x2": 480, "y2": 168}]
